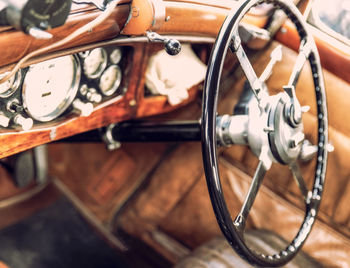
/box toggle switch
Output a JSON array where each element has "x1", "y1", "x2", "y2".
[
  {"x1": 13, "y1": 114, "x2": 33, "y2": 131},
  {"x1": 73, "y1": 99, "x2": 94, "y2": 117}
]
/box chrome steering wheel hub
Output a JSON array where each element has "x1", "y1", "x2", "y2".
[
  {"x1": 217, "y1": 90, "x2": 307, "y2": 168},
  {"x1": 267, "y1": 92, "x2": 304, "y2": 165}
]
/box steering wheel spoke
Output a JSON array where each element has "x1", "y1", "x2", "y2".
[
  {"x1": 230, "y1": 35, "x2": 266, "y2": 106},
  {"x1": 235, "y1": 161, "x2": 267, "y2": 229},
  {"x1": 288, "y1": 39, "x2": 312, "y2": 87},
  {"x1": 259, "y1": 45, "x2": 283, "y2": 83},
  {"x1": 290, "y1": 161, "x2": 312, "y2": 203}
]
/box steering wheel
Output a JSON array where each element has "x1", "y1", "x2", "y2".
[{"x1": 201, "y1": 0, "x2": 328, "y2": 266}]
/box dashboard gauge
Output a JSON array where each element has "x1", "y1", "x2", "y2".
[
  {"x1": 22, "y1": 55, "x2": 81, "y2": 122},
  {"x1": 0, "y1": 71, "x2": 21, "y2": 98},
  {"x1": 83, "y1": 48, "x2": 107, "y2": 79},
  {"x1": 99, "y1": 65, "x2": 122, "y2": 96},
  {"x1": 110, "y1": 48, "x2": 122, "y2": 64}
]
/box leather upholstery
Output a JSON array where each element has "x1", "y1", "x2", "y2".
[
  {"x1": 175, "y1": 230, "x2": 321, "y2": 268},
  {"x1": 118, "y1": 41, "x2": 350, "y2": 267}
]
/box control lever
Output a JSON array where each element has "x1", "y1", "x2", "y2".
[
  {"x1": 146, "y1": 31, "x2": 181, "y2": 56},
  {"x1": 6, "y1": 99, "x2": 33, "y2": 131},
  {"x1": 0, "y1": 0, "x2": 72, "y2": 38},
  {"x1": 73, "y1": 99, "x2": 94, "y2": 117},
  {"x1": 13, "y1": 114, "x2": 33, "y2": 131}
]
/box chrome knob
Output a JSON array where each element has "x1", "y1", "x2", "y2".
[
  {"x1": 146, "y1": 31, "x2": 181, "y2": 56},
  {"x1": 14, "y1": 114, "x2": 33, "y2": 131},
  {"x1": 73, "y1": 99, "x2": 93, "y2": 117},
  {"x1": 165, "y1": 39, "x2": 181, "y2": 56},
  {"x1": 86, "y1": 88, "x2": 102, "y2": 103}
]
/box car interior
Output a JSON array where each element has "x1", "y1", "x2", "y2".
[{"x1": 0, "y1": 0, "x2": 348, "y2": 267}]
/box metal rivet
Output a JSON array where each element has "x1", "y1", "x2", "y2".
[
  {"x1": 129, "y1": 99, "x2": 137, "y2": 106},
  {"x1": 280, "y1": 27, "x2": 287, "y2": 34}
]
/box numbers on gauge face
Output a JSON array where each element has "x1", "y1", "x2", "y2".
[
  {"x1": 99, "y1": 65, "x2": 122, "y2": 96},
  {"x1": 22, "y1": 55, "x2": 81, "y2": 122},
  {"x1": 0, "y1": 71, "x2": 22, "y2": 98},
  {"x1": 83, "y1": 48, "x2": 108, "y2": 79}
]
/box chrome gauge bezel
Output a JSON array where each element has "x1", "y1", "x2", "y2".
[
  {"x1": 0, "y1": 70, "x2": 22, "y2": 98},
  {"x1": 22, "y1": 54, "x2": 81, "y2": 122},
  {"x1": 83, "y1": 48, "x2": 108, "y2": 79},
  {"x1": 99, "y1": 65, "x2": 122, "y2": 96}
]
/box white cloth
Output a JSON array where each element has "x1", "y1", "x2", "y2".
[{"x1": 145, "y1": 44, "x2": 207, "y2": 105}]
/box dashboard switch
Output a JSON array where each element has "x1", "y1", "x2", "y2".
[
  {"x1": 146, "y1": 31, "x2": 181, "y2": 56},
  {"x1": 73, "y1": 99, "x2": 93, "y2": 117},
  {"x1": 14, "y1": 114, "x2": 33, "y2": 131}
]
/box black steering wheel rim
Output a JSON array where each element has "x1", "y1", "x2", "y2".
[{"x1": 201, "y1": 0, "x2": 328, "y2": 266}]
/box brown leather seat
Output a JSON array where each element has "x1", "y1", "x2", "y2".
[{"x1": 175, "y1": 230, "x2": 322, "y2": 268}]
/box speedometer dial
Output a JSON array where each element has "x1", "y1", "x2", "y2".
[{"x1": 22, "y1": 55, "x2": 81, "y2": 122}]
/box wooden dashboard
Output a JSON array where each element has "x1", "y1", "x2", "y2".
[{"x1": 0, "y1": 0, "x2": 348, "y2": 158}]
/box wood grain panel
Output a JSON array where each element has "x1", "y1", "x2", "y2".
[
  {"x1": 0, "y1": 4, "x2": 130, "y2": 69},
  {"x1": 159, "y1": 2, "x2": 267, "y2": 36}
]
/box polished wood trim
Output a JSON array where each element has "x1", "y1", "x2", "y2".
[
  {"x1": 0, "y1": 35, "x2": 214, "y2": 73},
  {"x1": 164, "y1": 0, "x2": 236, "y2": 9},
  {"x1": 150, "y1": 0, "x2": 166, "y2": 31},
  {"x1": 121, "y1": 0, "x2": 155, "y2": 35},
  {"x1": 0, "y1": 0, "x2": 268, "y2": 69},
  {"x1": 159, "y1": 2, "x2": 267, "y2": 36},
  {"x1": 0, "y1": 98, "x2": 128, "y2": 158},
  {"x1": 0, "y1": 4, "x2": 130, "y2": 69}
]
